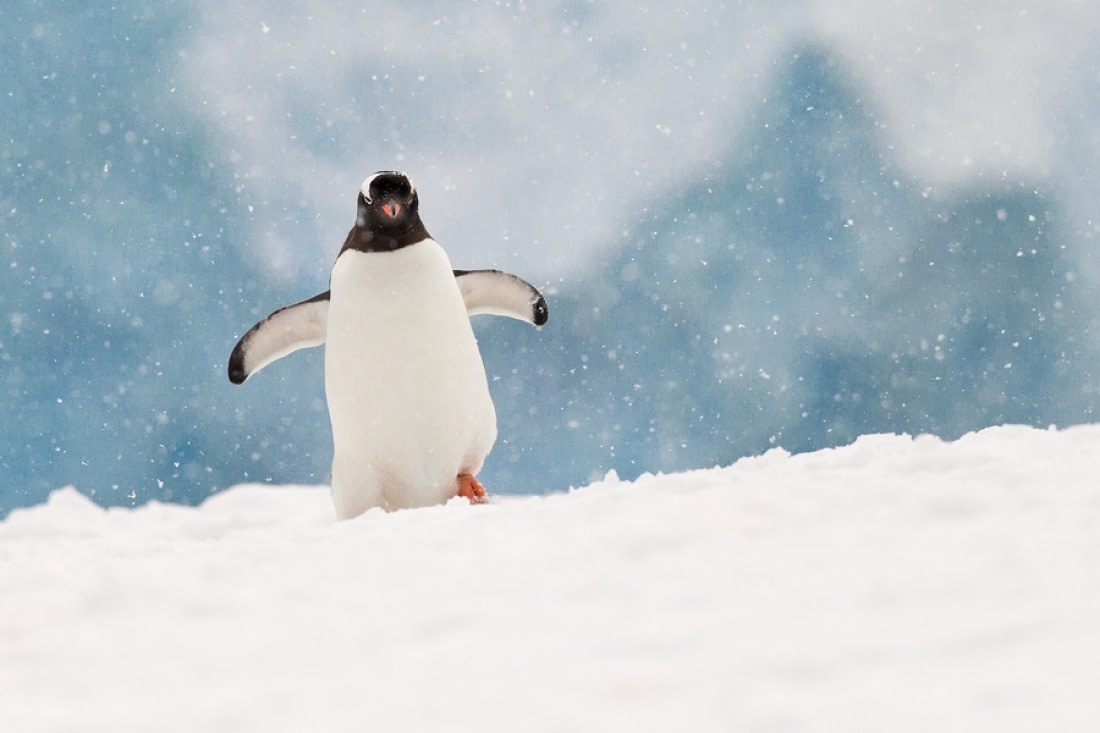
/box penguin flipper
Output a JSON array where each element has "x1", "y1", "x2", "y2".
[
  {"x1": 453, "y1": 269, "x2": 549, "y2": 326},
  {"x1": 228, "y1": 291, "x2": 330, "y2": 384}
]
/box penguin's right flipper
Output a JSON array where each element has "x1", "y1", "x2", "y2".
[{"x1": 228, "y1": 291, "x2": 330, "y2": 384}]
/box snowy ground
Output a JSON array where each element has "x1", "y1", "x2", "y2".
[{"x1": 3, "y1": 424, "x2": 1100, "y2": 732}]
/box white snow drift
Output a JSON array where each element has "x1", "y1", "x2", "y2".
[{"x1": 2, "y1": 424, "x2": 1100, "y2": 731}]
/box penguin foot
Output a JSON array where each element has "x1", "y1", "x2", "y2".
[{"x1": 457, "y1": 474, "x2": 488, "y2": 504}]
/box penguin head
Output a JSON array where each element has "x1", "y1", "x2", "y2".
[
  {"x1": 357, "y1": 171, "x2": 419, "y2": 230},
  {"x1": 345, "y1": 171, "x2": 430, "y2": 254}
]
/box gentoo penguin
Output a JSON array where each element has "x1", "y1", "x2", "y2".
[{"x1": 228, "y1": 171, "x2": 548, "y2": 519}]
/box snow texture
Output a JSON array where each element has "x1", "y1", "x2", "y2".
[{"x1": 3, "y1": 424, "x2": 1099, "y2": 732}]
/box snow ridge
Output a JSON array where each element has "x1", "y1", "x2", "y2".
[{"x1": 2, "y1": 424, "x2": 1099, "y2": 731}]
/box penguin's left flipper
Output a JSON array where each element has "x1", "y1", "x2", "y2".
[
  {"x1": 228, "y1": 291, "x2": 330, "y2": 385},
  {"x1": 454, "y1": 269, "x2": 549, "y2": 326}
]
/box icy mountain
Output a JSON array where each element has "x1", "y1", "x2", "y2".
[
  {"x1": 3, "y1": 425, "x2": 1099, "y2": 732},
  {"x1": 480, "y1": 47, "x2": 1099, "y2": 490},
  {"x1": 1, "y1": 4, "x2": 331, "y2": 514}
]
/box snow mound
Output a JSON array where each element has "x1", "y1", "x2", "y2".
[{"x1": 2, "y1": 425, "x2": 1100, "y2": 732}]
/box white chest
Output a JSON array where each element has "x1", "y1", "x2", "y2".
[
  {"x1": 323, "y1": 240, "x2": 497, "y2": 510},
  {"x1": 327, "y1": 241, "x2": 470, "y2": 359}
]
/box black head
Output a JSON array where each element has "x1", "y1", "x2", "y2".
[{"x1": 344, "y1": 171, "x2": 429, "y2": 253}]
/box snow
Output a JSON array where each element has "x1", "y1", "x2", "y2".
[{"x1": 3, "y1": 424, "x2": 1099, "y2": 731}]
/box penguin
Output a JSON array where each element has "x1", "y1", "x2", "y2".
[{"x1": 228, "y1": 171, "x2": 548, "y2": 519}]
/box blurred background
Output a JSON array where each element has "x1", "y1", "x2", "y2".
[{"x1": 3, "y1": 1, "x2": 1099, "y2": 516}]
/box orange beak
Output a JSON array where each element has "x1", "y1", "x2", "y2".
[{"x1": 380, "y1": 202, "x2": 402, "y2": 218}]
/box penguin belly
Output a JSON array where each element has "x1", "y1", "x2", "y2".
[{"x1": 324, "y1": 240, "x2": 497, "y2": 518}]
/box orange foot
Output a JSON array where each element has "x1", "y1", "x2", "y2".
[{"x1": 457, "y1": 473, "x2": 488, "y2": 504}]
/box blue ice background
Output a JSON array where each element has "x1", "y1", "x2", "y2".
[{"x1": 2, "y1": 2, "x2": 1098, "y2": 516}]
